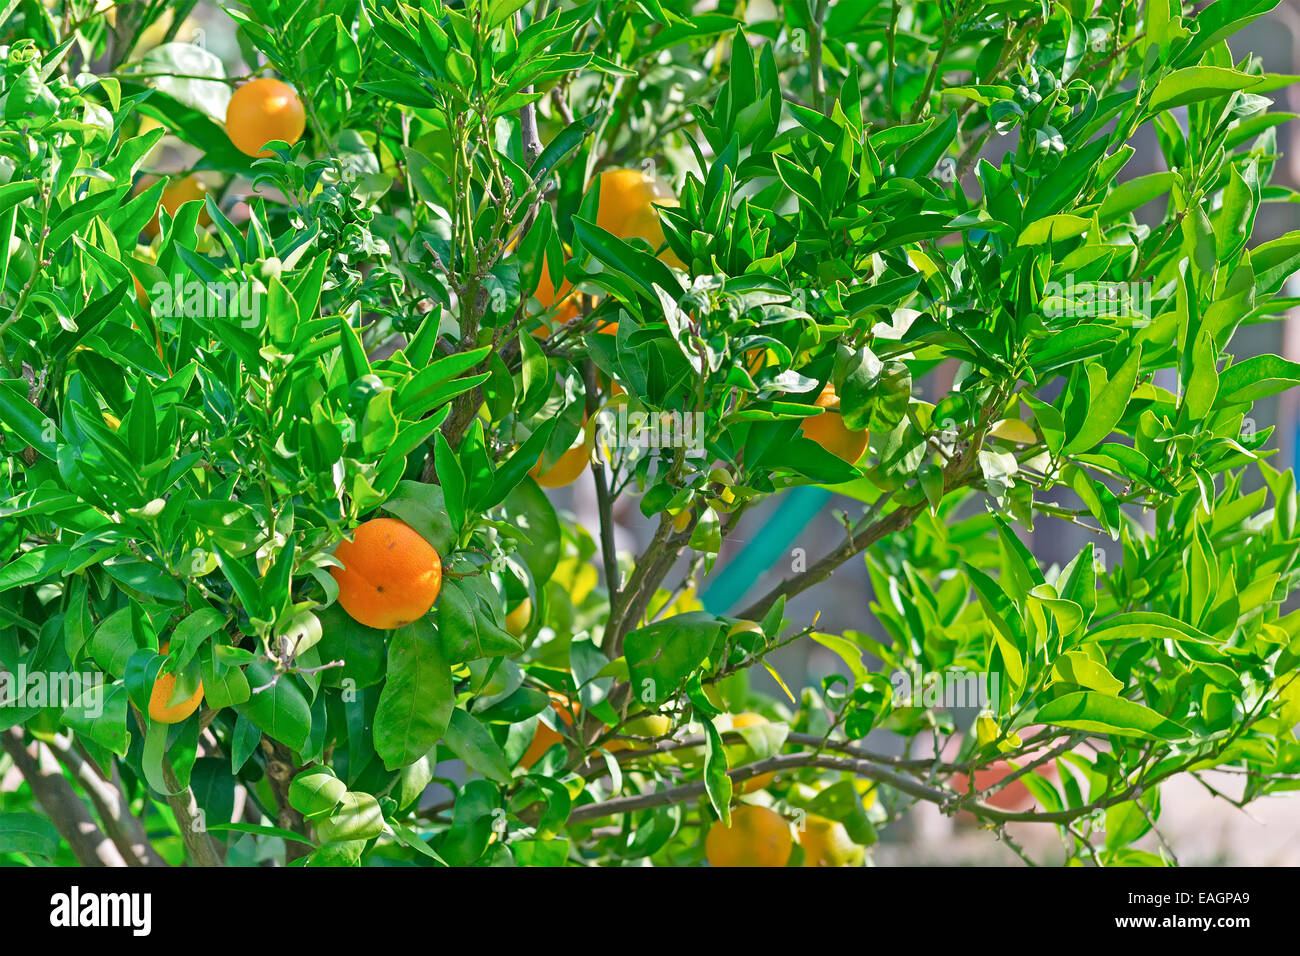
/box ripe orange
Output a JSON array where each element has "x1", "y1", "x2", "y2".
[
  {"x1": 330, "y1": 517, "x2": 443, "y2": 630},
  {"x1": 705, "y1": 804, "x2": 793, "y2": 867},
  {"x1": 797, "y1": 813, "x2": 863, "y2": 867},
  {"x1": 729, "y1": 712, "x2": 776, "y2": 793},
  {"x1": 529, "y1": 252, "x2": 581, "y2": 338},
  {"x1": 139, "y1": 174, "x2": 211, "y2": 239},
  {"x1": 800, "y1": 383, "x2": 869, "y2": 464},
  {"x1": 521, "y1": 691, "x2": 578, "y2": 768},
  {"x1": 226, "y1": 77, "x2": 306, "y2": 157},
  {"x1": 530, "y1": 426, "x2": 592, "y2": 488},
  {"x1": 148, "y1": 641, "x2": 204, "y2": 724},
  {"x1": 594, "y1": 167, "x2": 685, "y2": 268}
]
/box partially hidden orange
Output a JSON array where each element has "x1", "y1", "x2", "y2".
[
  {"x1": 530, "y1": 424, "x2": 593, "y2": 488},
  {"x1": 594, "y1": 167, "x2": 686, "y2": 269},
  {"x1": 730, "y1": 712, "x2": 777, "y2": 794},
  {"x1": 800, "y1": 383, "x2": 869, "y2": 464},
  {"x1": 705, "y1": 804, "x2": 793, "y2": 867},
  {"x1": 521, "y1": 691, "x2": 579, "y2": 768},
  {"x1": 148, "y1": 641, "x2": 204, "y2": 724},
  {"x1": 138, "y1": 174, "x2": 211, "y2": 239}
]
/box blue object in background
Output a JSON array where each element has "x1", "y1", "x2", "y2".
[{"x1": 700, "y1": 486, "x2": 832, "y2": 615}]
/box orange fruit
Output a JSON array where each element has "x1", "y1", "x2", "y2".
[
  {"x1": 705, "y1": 804, "x2": 793, "y2": 867},
  {"x1": 797, "y1": 813, "x2": 863, "y2": 867},
  {"x1": 800, "y1": 383, "x2": 868, "y2": 464},
  {"x1": 521, "y1": 691, "x2": 578, "y2": 768},
  {"x1": 504, "y1": 597, "x2": 532, "y2": 637},
  {"x1": 329, "y1": 517, "x2": 443, "y2": 630},
  {"x1": 530, "y1": 425, "x2": 592, "y2": 488},
  {"x1": 148, "y1": 641, "x2": 204, "y2": 724},
  {"x1": 530, "y1": 252, "x2": 581, "y2": 338},
  {"x1": 594, "y1": 167, "x2": 685, "y2": 269},
  {"x1": 139, "y1": 174, "x2": 211, "y2": 239},
  {"x1": 226, "y1": 77, "x2": 306, "y2": 158},
  {"x1": 729, "y1": 712, "x2": 776, "y2": 793}
]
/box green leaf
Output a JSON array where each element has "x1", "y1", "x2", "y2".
[
  {"x1": 0, "y1": 813, "x2": 61, "y2": 859},
  {"x1": 442, "y1": 708, "x2": 513, "y2": 783},
  {"x1": 205, "y1": 822, "x2": 316, "y2": 846},
  {"x1": 1051, "y1": 651, "x2": 1123, "y2": 694},
  {"x1": 235, "y1": 662, "x2": 311, "y2": 752},
  {"x1": 1100, "y1": 172, "x2": 1175, "y2": 221},
  {"x1": 436, "y1": 578, "x2": 522, "y2": 663},
  {"x1": 1148, "y1": 67, "x2": 1262, "y2": 113},
  {"x1": 0, "y1": 379, "x2": 59, "y2": 461},
  {"x1": 1017, "y1": 215, "x2": 1091, "y2": 246},
  {"x1": 1083, "y1": 611, "x2": 1215, "y2": 645},
  {"x1": 1035, "y1": 691, "x2": 1190, "y2": 740},
  {"x1": 313, "y1": 791, "x2": 385, "y2": 844},
  {"x1": 373, "y1": 620, "x2": 454, "y2": 769},
  {"x1": 1064, "y1": 345, "x2": 1142, "y2": 454},
  {"x1": 62, "y1": 681, "x2": 130, "y2": 757},
  {"x1": 703, "y1": 719, "x2": 733, "y2": 826},
  {"x1": 289, "y1": 767, "x2": 347, "y2": 819},
  {"x1": 1213, "y1": 354, "x2": 1300, "y2": 407},
  {"x1": 168, "y1": 608, "x2": 227, "y2": 669},
  {"x1": 624, "y1": 612, "x2": 726, "y2": 706},
  {"x1": 381, "y1": 481, "x2": 456, "y2": 556}
]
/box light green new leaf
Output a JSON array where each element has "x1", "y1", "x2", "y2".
[
  {"x1": 1148, "y1": 67, "x2": 1263, "y2": 112},
  {"x1": 1036, "y1": 692, "x2": 1190, "y2": 739},
  {"x1": 1051, "y1": 651, "x2": 1123, "y2": 694},
  {"x1": 1064, "y1": 345, "x2": 1142, "y2": 454}
]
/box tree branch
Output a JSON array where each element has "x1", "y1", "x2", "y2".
[
  {"x1": 2, "y1": 728, "x2": 125, "y2": 866},
  {"x1": 46, "y1": 735, "x2": 167, "y2": 867}
]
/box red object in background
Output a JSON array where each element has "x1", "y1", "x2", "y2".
[{"x1": 951, "y1": 759, "x2": 1060, "y2": 812}]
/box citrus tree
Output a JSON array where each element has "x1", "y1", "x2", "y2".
[{"x1": 3, "y1": 0, "x2": 1300, "y2": 868}]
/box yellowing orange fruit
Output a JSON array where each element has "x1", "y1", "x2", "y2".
[
  {"x1": 530, "y1": 433, "x2": 591, "y2": 488},
  {"x1": 797, "y1": 813, "x2": 864, "y2": 867},
  {"x1": 505, "y1": 597, "x2": 532, "y2": 637},
  {"x1": 606, "y1": 713, "x2": 672, "y2": 753},
  {"x1": 705, "y1": 804, "x2": 792, "y2": 867},
  {"x1": 729, "y1": 712, "x2": 776, "y2": 793},
  {"x1": 529, "y1": 252, "x2": 581, "y2": 338}
]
